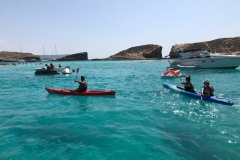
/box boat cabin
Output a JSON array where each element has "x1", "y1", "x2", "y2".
[{"x1": 178, "y1": 49, "x2": 211, "y2": 59}]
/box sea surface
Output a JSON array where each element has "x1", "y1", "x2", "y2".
[{"x1": 0, "y1": 60, "x2": 240, "y2": 160}]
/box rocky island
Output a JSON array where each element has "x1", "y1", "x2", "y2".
[
  {"x1": 0, "y1": 51, "x2": 40, "y2": 62},
  {"x1": 57, "y1": 52, "x2": 88, "y2": 61},
  {"x1": 169, "y1": 37, "x2": 240, "y2": 58},
  {"x1": 1, "y1": 37, "x2": 240, "y2": 61},
  {"x1": 106, "y1": 44, "x2": 162, "y2": 60}
]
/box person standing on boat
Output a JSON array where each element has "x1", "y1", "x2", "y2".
[
  {"x1": 74, "y1": 75, "x2": 88, "y2": 92},
  {"x1": 201, "y1": 79, "x2": 214, "y2": 97},
  {"x1": 181, "y1": 76, "x2": 195, "y2": 92}
]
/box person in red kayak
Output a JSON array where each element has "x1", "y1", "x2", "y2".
[{"x1": 74, "y1": 75, "x2": 88, "y2": 92}]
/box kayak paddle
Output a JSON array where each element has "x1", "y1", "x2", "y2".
[
  {"x1": 75, "y1": 68, "x2": 79, "y2": 80},
  {"x1": 74, "y1": 68, "x2": 80, "y2": 84}
]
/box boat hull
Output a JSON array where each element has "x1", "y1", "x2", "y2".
[
  {"x1": 35, "y1": 69, "x2": 59, "y2": 75},
  {"x1": 161, "y1": 73, "x2": 186, "y2": 79},
  {"x1": 163, "y1": 83, "x2": 234, "y2": 106},
  {"x1": 45, "y1": 87, "x2": 116, "y2": 96}
]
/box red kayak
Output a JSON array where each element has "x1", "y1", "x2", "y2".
[{"x1": 45, "y1": 87, "x2": 116, "y2": 96}]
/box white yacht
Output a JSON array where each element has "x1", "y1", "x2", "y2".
[{"x1": 169, "y1": 49, "x2": 240, "y2": 69}]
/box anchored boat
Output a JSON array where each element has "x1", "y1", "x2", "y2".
[{"x1": 169, "y1": 49, "x2": 240, "y2": 69}]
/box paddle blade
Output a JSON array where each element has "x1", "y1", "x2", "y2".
[{"x1": 76, "y1": 68, "x2": 79, "y2": 75}]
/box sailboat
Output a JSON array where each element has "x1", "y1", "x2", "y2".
[{"x1": 41, "y1": 45, "x2": 48, "y2": 62}]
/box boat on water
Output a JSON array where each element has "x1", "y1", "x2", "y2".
[
  {"x1": 163, "y1": 82, "x2": 234, "y2": 106},
  {"x1": 52, "y1": 66, "x2": 72, "y2": 74},
  {"x1": 35, "y1": 66, "x2": 73, "y2": 74},
  {"x1": 169, "y1": 49, "x2": 240, "y2": 69},
  {"x1": 62, "y1": 66, "x2": 72, "y2": 74},
  {"x1": 161, "y1": 68, "x2": 186, "y2": 79},
  {"x1": 45, "y1": 87, "x2": 116, "y2": 96},
  {"x1": 35, "y1": 68, "x2": 59, "y2": 75}
]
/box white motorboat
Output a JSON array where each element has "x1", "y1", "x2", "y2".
[
  {"x1": 169, "y1": 49, "x2": 240, "y2": 69},
  {"x1": 62, "y1": 66, "x2": 72, "y2": 74}
]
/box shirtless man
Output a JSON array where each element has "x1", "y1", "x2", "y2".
[{"x1": 74, "y1": 75, "x2": 88, "y2": 92}]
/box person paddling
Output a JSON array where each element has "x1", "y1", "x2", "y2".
[
  {"x1": 181, "y1": 76, "x2": 195, "y2": 92},
  {"x1": 200, "y1": 79, "x2": 214, "y2": 97},
  {"x1": 74, "y1": 75, "x2": 88, "y2": 92}
]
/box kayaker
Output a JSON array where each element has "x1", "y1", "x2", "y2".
[
  {"x1": 74, "y1": 75, "x2": 88, "y2": 92},
  {"x1": 201, "y1": 79, "x2": 214, "y2": 97},
  {"x1": 181, "y1": 76, "x2": 195, "y2": 92}
]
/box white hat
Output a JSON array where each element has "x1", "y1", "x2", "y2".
[{"x1": 203, "y1": 79, "x2": 210, "y2": 84}]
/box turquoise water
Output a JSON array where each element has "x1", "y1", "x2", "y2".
[{"x1": 0, "y1": 60, "x2": 240, "y2": 160}]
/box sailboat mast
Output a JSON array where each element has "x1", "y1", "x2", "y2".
[
  {"x1": 43, "y1": 45, "x2": 46, "y2": 60},
  {"x1": 55, "y1": 45, "x2": 58, "y2": 60}
]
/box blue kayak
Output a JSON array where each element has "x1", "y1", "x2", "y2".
[{"x1": 163, "y1": 82, "x2": 234, "y2": 106}]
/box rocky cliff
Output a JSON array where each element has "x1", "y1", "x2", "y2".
[
  {"x1": 0, "y1": 51, "x2": 40, "y2": 62},
  {"x1": 57, "y1": 52, "x2": 88, "y2": 61},
  {"x1": 107, "y1": 44, "x2": 162, "y2": 60},
  {"x1": 169, "y1": 37, "x2": 240, "y2": 58}
]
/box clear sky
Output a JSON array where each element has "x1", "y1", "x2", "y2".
[{"x1": 1, "y1": 0, "x2": 240, "y2": 59}]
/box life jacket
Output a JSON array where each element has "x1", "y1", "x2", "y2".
[
  {"x1": 209, "y1": 86, "x2": 214, "y2": 96},
  {"x1": 203, "y1": 86, "x2": 214, "y2": 96},
  {"x1": 184, "y1": 83, "x2": 194, "y2": 92}
]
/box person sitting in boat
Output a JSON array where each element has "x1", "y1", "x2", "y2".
[
  {"x1": 45, "y1": 64, "x2": 50, "y2": 70},
  {"x1": 74, "y1": 75, "x2": 88, "y2": 92},
  {"x1": 50, "y1": 63, "x2": 55, "y2": 71},
  {"x1": 201, "y1": 79, "x2": 214, "y2": 97},
  {"x1": 163, "y1": 68, "x2": 180, "y2": 77},
  {"x1": 181, "y1": 76, "x2": 195, "y2": 92}
]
